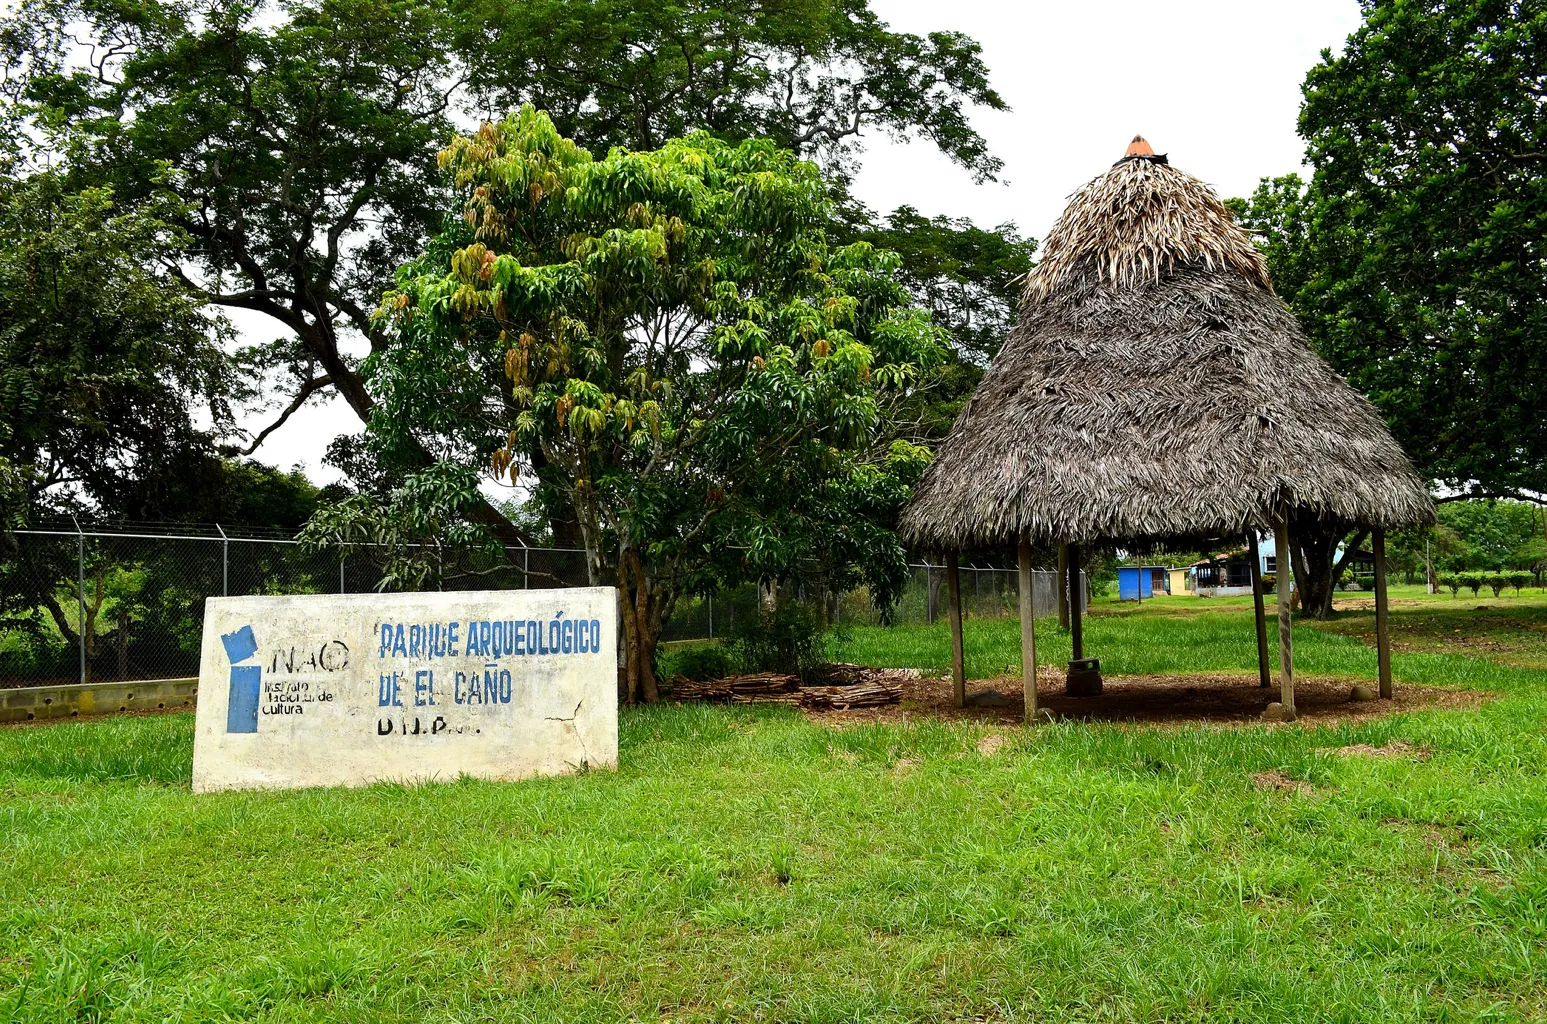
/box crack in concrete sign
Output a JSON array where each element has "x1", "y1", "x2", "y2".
[{"x1": 546, "y1": 699, "x2": 590, "y2": 768}]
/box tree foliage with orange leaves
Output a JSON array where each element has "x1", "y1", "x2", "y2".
[{"x1": 308, "y1": 108, "x2": 944, "y2": 701}]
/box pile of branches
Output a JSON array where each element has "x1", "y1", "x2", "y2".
[
  {"x1": 669, "y1": 673, "x2": 801, "y2": 703},
  {"x1": 806, "y1": 663, "x2": 921, "y2": 685},
  {"x1": 669, "y1": 666, "x2": 904, "y2": 710},
  {"x1": 797, "y1": 682, "x2": 903, "y2": 710}
]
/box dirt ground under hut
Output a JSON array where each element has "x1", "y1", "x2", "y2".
[{"x1": 800, "y1": 668, "x2": 1490, "y2": 727}]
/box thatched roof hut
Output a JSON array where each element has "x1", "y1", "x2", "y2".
[
  {"x1": 901, "y1": 137, "x2": 1432, "y2": 551},
  {"x1": 903, "y1": 137, "x2": 1432, "y2": 720}
]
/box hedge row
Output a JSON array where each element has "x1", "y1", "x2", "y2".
[{"x1": 1436, "y1": 571, "x2": 1535, "y2": 597}]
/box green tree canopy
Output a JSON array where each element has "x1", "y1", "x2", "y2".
[
  {"x1": 462, "y1": 0, "x2": 1007, "y2": 182},
  {"x1": 2, "y1": 0, "x2": 1007, "y2": 548},
  {"x1": 302, "y1": 108, "x2": 945, "y2": 701},
  {"x1": 1227, "y1": 0, "x2": 1545, "y2": 614},
  {"x1": 846, "y1": 205, "x2": 1034, "y2": 365},
  {"x1": 1236, "y1": 0, "x2": 1546, "y2": 497},
  {"x1": 0, "y1": 168, "x2": 232, "y2": 522}
]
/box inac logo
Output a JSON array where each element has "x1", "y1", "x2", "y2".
[{"x1": 221, "y1": 624, "x2": 260, "y2": 733}]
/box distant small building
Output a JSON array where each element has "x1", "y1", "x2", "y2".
[
  {"x1": 1167, "y1": 567, "x2": 1191, "y2": 596},
  {"x1": 1117, "y1": 565, "x2": 1167, "y2": 600},
  {"x1": 1194, "y1": 550, "x2": 1254, "y2": 597}
]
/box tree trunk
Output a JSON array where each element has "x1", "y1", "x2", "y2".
[
  {"x1": 1290, "y1": 521, "x2": 1368, "y2": 620},
  {"x1": 618, "y1": 548, "x2": 665, "y2": 704}
]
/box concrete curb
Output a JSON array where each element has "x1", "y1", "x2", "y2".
[{"x1": 1, "y1": 678, "x2": 198, "y2": 724}]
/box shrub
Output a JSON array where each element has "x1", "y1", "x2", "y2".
[
  {"x1": 1438, "y1": 572, "x2": 1461, "y2": 596},
  {"x1": 1485, "y1": 572, "x2": 1508, "y2": 598},
  {"x1": 1260, "y1": 572, "x2": 1276, "y2": 591},
  {"x1": 1458, "y1": 571, "x2": 1486, "y2": 596},
  {"x1": 1338, "y1": 568, "x2": 1355, "y2": 589},
  {"x1": 1505, "y1": 571, "x2": 1532, "y2": 595},
  {"x1": 0, "y1": 628, "x2": 66, "y2": 680},
  {"x1": 726, "y1": 602, "x2": 845, "y2": 681},
  {"x1": 1355, "y1": 574, "x2": 1377, "y2": 591},
  {"x1": 666, "y1": 644, "x2": 737, "y2": 681}
]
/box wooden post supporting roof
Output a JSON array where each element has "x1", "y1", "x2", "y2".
[
  {"x1": 1018, "y1": 535, "x2": 1038, "y2": 721},
  {"x1": 1248, "y1": 533, "x2": 1272, "y2": 688},
  {"x1": 1067, "y1": 542, "x2": 1084, "y2": 661},
  {"x1": 946, "y1": 551, "x2": 967, "y2": 708},
  {"x1": 1374, "y1": 528, "x2": 1393, "y2": 699},
  {"x1": 1274, "y1": 514, "x2": 1296, "y2": 719},
  {"x1": 1057, "y1": 545, "x2": 1070, "y2": 628}
]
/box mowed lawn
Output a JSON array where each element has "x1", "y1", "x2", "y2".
[{"x1": 4, "y1": 591, "x2": 1547, "y2": 1022}]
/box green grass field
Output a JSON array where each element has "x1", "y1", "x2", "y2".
[{"x1": 4, "y1": 592, "x2": 1546, "y2": 1022}]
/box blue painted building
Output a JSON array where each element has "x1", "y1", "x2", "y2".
[{"x1": 1117, "y1": 565, "x2": 1167, "y2": 601}]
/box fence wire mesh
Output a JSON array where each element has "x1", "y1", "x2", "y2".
[{"x1": 1, "y1": 526, "x2": 1082, "y2": 688}]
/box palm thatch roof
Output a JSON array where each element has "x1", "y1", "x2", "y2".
[{"x1": 901, "y1": 137, "x2": 1433, "y2": 551}]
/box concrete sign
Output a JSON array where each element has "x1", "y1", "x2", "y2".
[{"x1": 192, "y1": 588, "x2": 617, "y2": 793}]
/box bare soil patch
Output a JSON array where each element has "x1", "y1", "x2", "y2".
[
  {"x1": 1252, "y1": 770, "x2": 1316, "y2": 795},
  {"x1": 1330, "y1": 740, "x2": 1428, "y2": 758},
  {"x1": 802, "y1": 668, "x2": 1490, "y2": 727}
]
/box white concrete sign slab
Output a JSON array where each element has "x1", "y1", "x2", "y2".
[{"x1": 192, "y1": 588, "x2": 617, "y2": 793}]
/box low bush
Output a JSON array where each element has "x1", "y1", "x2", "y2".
[
  {"x1": 726, "y1": 602, "x2": 847, "y2": 681},
  {"x1": 1458, "y1": 571, "x2": 1486, "y2": 596},
  {"x1": 1486, "y1": 572, "x2": 1508, "y2": 598},
  {"x1": 1506, "y1": 571, "x2": 1532, "y2": 595},
  {"x1": 1355, "y1": 574, "x2": 1377, "y2": 591},
  {"x1": 669, "y1": 645, "x2": 737, "y2": 681},
  {"x1": 0, "y1": 629, "x2": 67, "y2": 681},
  {"x1": 1438, "y1": 573, "x2": 1461, "y2": 596}
]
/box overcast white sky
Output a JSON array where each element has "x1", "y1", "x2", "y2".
[{"x1": 235, "y1": 0, "x2": 1366, "y2": 484}]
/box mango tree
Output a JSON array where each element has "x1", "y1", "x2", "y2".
[{"x1": 306, "y1": 109, "x2": 943, "y2": 702}]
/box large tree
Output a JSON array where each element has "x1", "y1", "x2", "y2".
[
  {"x1": 1, "y1": 0, "x2": 1006, "y2": 549},
  {"x1": 460, "y1": 0, "x2": 1006, "y2": 182},
  {"x1": 0, "y1": 166, "x2": 228, "y2": 664},
  {"x1": 1228, "y1": 0, "x2": 1546, "y2": 615},
  {"x1": 302, "y1": 109, "x2": 943, "y2": 701},
  {"x1": 846, "y1": 204, "x2": 1034, "y2": 366},
  {"x1": 1294, "y1": 0, "x2": 1546, "y2": 499},
  {"x1": 0, "y1": 169, "x2": 232, "y2": 524}
]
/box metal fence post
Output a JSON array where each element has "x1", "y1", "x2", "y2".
[
  {"x1": 216, "y1": 522, "x2": 229, "y2": 596},
  {"x1": 708, "y1": 593, "x2": 713, "y2": 639},
  {"x1": 340, "y1": 544, "x2": 347, "y2": 594},
  {"x1": 523, "y1": 546, "x2": 530, "y2": 590},
  {"x1": 72, "y1": 515, "x2": 86, "y2": 684}
]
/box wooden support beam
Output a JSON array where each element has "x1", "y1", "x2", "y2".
[
  {"x1": 1057, "y1": 544, "x2": 1070, "y2": 628},
  {"x1": 946, "y1": 551, "x2": 966, "y2": 709},
  {"x1": 1374, "y1": 528, "x2": 1393, "y2": 699},
  {"x1": 1274, "y1": 513, "x2": 1296, "y2": 719},
  {"x1": 1018, "y1": 535, "x2": 1038, "y2": 721},
  {"x1": 1248, "y1": 532, "x2": 1271, "y2": 688},
  {"x1": 1068, "y1": 542, "x2": 1084, "y2": 661}
]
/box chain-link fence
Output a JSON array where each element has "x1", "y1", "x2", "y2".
[{"x1": 1, "y1": 525, "x2": 1081, "y2": 688}]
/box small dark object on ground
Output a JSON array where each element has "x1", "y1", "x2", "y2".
[
  {"x1": 1350, "y1": 684, "x2": 1376, "y2": 702},
  {"x1": 1066, "y1": 657, "x2": 1103, "y2": 698}
]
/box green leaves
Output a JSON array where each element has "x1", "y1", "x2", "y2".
[
  {"x1": 1280, "y1": 0, "x2": 1547, "y2": 495},
  {"x1": 369, "y1": 108, "x2": 941, "y2": 614}
]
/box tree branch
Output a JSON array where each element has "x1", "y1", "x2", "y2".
[
  {"x1": 224, "y1": 375, "x2": 334, "y2": 457},
  {"x1": 1435, "y1": 490, "x2": 1546, "y2": 507}
]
